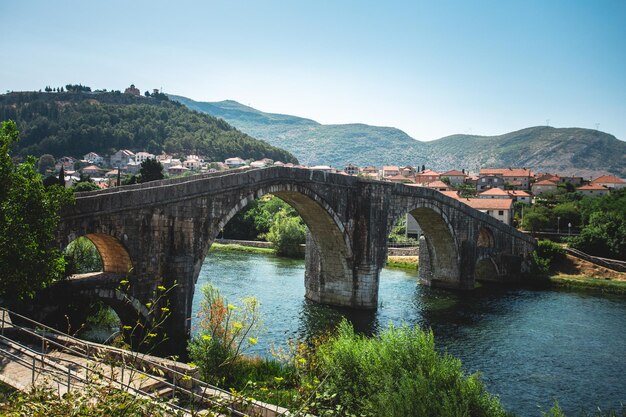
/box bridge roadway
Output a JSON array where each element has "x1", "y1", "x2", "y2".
[{"x1": 40, "y1": 166, "x2": 536, "y2": 353}]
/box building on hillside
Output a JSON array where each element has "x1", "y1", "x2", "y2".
[
  {"x1": 577, "y1": 184, "x2": 609, "y2": 197},
  {"x1": 531, "y1": 180, "x2": 558, "y2": 195},
  {"x1": 274, "y1": 161, "x2": 285, "y2": 167},
  {"x1": 399, "y1": 166, "x2": 416, "y2": 177},
  {"x1": 110, "y1": 150, "x2": 135, "y2": 167},
  {"x1": 535, "y1": 173, "x2": 561, "y2": 183},
  {"x1": 126, "y1": 160, "x2": 141, "y2": 174},
  {"x1": 560, "y1": 176, "x2": 584, "y2": 186},
  {"x1": 479, "y1": 168, "x2": 532, "y2": 190},
  {"x1": 81, "y1": 165, "x2": 103, "y2": 177},
  {"x1": 477, "y1": 174, "x2": 505, "y2": 191},
  {"x1": 385, "y1": 174, "x2": 415, "y2": 184},
  {"x1": 361, "y1": 166, "x2": 379, "y2": 179},
  {"x1": 506, "y1": 190, "x2": 531, "y2": 204},
  {"x1": 343, "y1": 164, "x2": 360, "y2": 175},
  {"x1": 415, "y1": 169, "x2": 440, "y2": 184},
  {"x1": 591, "y1": 175, "x2": 626, "y2": 190},
  {"x1": 183, "y1": 155, "x2": 204, "y2": 170},
  {"x1": 440, "y1": 169, "x2": 466, "y2": 185},
  {"x1": 56, "y1": 156, "x2": 76, "y2": 170},
  {"x1": 424, "y1": 180, "x2": 451, "y2": 191},
  {"x1": 478, "y1": 188, "x2": 511, "y2": 199},
  {"x1": 124, "y1": 84, "x2": 141, "y2": 96},
  {"x1": 168, "y1": 165, "x2": 189, "y2": 176},
  {"x1": 457, "y1": 198, "x2": 513, "y2": 225},
  {"x1": 83, "y1": 152, "x2": 104, "y2": 165},
  {"x1": 250, "y1": 160, "x2": 268, "y2": 169},
  {"x1": 224, "y1": 157, "x2": 246, "y2": 168},
  {"x1": 382, "y1": 166, "x2": 400, "y2": 177},
  {"x1": 135, "y1": 151, "x2": 155, "y2": 164},
  {"x1": 310, "y1": 165, "x2": 334, "y2": 173}
]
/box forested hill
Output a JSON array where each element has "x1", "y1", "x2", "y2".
[
  {"x1": 170, "y1": 96, "x2": 626, "y2": 177},
  {"x1": 0, "y1": 91, "x2": 298, "y2": 163}
]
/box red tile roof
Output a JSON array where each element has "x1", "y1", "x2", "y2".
[
  {"x1": 533, "y1": 180, "x2": 558, "y2": 186},
  {"x1": 507, "y1": 190, "x2": 531, "y2": 197},
  {"x1": 425, "y1": 180, "x2": 450, "y2": 188},
  {"x1": 577, "y1": 184, "x2": 609, "y2": 190},
  {"x1": 480, "y1": 168, "x2": 531, "y2": 177},
  {"x1": 458, "y1": 198, "x2": 513, "y2": 210},
  {"x1": 478, "y1": 188, "x2": 509, "y2": 196},
  {"x1": 591, "y1": 175, "x2": 626, "y2": 184},
  {"x1": 441, "y1": 170, "x2": 466, "y2": 176}
]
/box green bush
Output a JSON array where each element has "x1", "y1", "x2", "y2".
[
  {"x1": 265, "y1": 209, "x2": 306, "y2": 258},
  {"x1": 315, "y1": 320, "x2": 509, "y2": 417},
  {"x1": 537, "y1": 240, "x2": 565, "y2": 264}
]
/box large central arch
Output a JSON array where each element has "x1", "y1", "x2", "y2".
[{"x1": 194, "y1": 182, "x2": 354, "y2": 307}]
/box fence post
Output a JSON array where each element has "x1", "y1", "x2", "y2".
[
  {"x1": 1, "y1": 309, "x2": 5, "y2": 336},
  {"x1": 31, "y1": 356, "x2": 36, "y2": 386},
  {"x1": 120, "y1": 364, "x2": 125, "y2": 390},
  {"x1": 67, "y1": 367, "x2": 71, "y2": 392},
  {"x1": 172, "y1": 375, "x2": 176, "y2": 399}
]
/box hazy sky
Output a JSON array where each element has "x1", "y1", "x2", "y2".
[{"x1": 1, "y1": 0, "x2": 625, "y2": 141}]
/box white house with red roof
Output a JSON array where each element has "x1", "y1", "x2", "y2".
[
  {"x1": 506, "y1": 190, "x2": 531, "y2": 204},
  {"x1": 415, "y1": 169, "x2": 440, "y2": 184},
  {"x1": 440, "y1": 169, "x2": 466, "y2": 185},
  {"x1": 591, "y1": 175, "x2": 626, "y2": 190},
  {"x1": 382, "y1": 166, "x2": 400, "y2": 177},
  {"x1": 577, "y1": 184, "x2": 609, "y2": 197},
  {"x1": 478, "y1": 188, "x2": 511, "y2": 199},
  {"x1": 531, "y1": 180, "x2": 558, "y2": 195}
]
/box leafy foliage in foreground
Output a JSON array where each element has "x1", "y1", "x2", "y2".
[
  {"x1": 0, "y1": 120, "x2": 74, "y2": 299},
  {"x1": 0, "y1": 91, "x2": 297, "y2": 163},
  {"x1": 0, "y1": 384, "x2": 181, "y2": 417}
]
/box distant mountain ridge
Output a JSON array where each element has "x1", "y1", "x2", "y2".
[{"x1": 170, "y1": 95, "x2": 626, "y2": 178}]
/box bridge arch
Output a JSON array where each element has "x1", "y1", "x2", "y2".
[
  {"x1": 64, "y1": 233, "x2": 133, "y2": 274},
  {"x1": 389, "y1": 202, "x2": 460, "y2": 286},
  {"x1": 474, "y1": 256, "x2": 500, "y2": 281},
  {"x1": 477, "y1": 227, "x2": 495, "y2": 248}
]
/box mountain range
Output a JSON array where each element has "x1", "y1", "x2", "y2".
[{"x1": 170, "y1": 95, "x2": 626, "y2": 178}]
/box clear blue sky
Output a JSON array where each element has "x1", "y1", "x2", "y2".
[{"x1": 1, "y1": 0, "x2": 624, "y2": 141}]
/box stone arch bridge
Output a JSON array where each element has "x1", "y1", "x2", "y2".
[{"x1": 52, "y1": 167, "x2": 536, "y2": 350}]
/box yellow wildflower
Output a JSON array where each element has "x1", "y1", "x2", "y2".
[
  {"x1": 201, "y1": 334, "x2": 212, "y2": 342},
  {"x1": 157, "y1": 285, "x2": 166, "y2": 291},
  {"x1": 227, "y1": 304, "x2": 236, "y2": 310},
  {"x1": 233, "y1": 322, "x2": 243, "y2": 330},
  {"x1": 248, "y1": 337, "x2": 257, "y2": 345}
]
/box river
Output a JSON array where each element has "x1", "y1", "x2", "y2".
[{"x1": 192, "y1": 250, "x2": 626, "y2": 417}]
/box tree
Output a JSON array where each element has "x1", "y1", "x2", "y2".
[
  {"x1": 266, "y1": 209, "x2": 306, "y2": 257},
  {"x1": 37, "y1": 154, "x2": 55, "y2": 174},
  {"x1": 58, "y1": 165, "x2": 65, "y2": 186},
  {"x1": 521, "y1": 206, "x2": 551, "y2": 234},
  {"x1": 569, "y1": 212, "x2": 626, "y2": 261},
  {"x1": 74, "y1": 181, "x2": 99, "y2": 192},
  {"x1": 139, "y1": 158, "x2": 164, "y2": 183},
  {"x1": 0, "y1": 120, "x2": 73, "y2": 299}
]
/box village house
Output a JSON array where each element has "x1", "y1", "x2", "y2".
[
  {"x1": 440, "y1": 169, "x2": 466, "y2": 186},
  {"x1": 56, "y1": 156, "x2": 76, "y2": 170},
  {"x1": 476, "y1": 174, "x2": 504, "y2": 191},
  {"x1": 361, "y1": 166, "x2": 379, "y2": 179},
  {"x1": 273, "y1": 161, "x2": 285, "y2": 167},
  {"x1": 126, "y1": 160, "x2": 142, "y2": 174},
  {"x1": 250, "y1": 160, "x2": 268, "y2": 168},
  {"x1": 479, "y1": 168, "x2": 532, "y2": 190},
  {"x1": 168, "y1": 164, "x2": 189, "y2": 176},
  {"x1": 577, "y1": 184, "x2": 609, "y2": 197},
  {"x1": 310, "y1": 165, "x2": 335, "y2": 173},
  {"x1": 424, "y1": 180, "x2": 451, "y2": 191},
  {"x1": 478, "y1": 188, "x2": 511, "y2": 199},
  {"x1": 83, "y1": 152, "x2": 104, "y2": 165},
  {"x1": 183, "y1": 155, "x2": 204, "y2": 170},
  {"x1": 134, "y1": 151, "x2": 155, "y2": 164},
  {"x1": 399, "y1": 166, "x2": 416, "y2": 177},
  {"x1": 506, "y1": 190, "x2": 531, "y2": 204},
  {"x1": 531, "y1": 180, "x2": 558, "y2": 195},
  {"x1": 382, "y1": 166, "x2": 400, "y2": 177},
  {"x1": 81, "y1": 165, "x2": 104, "y2": 177},
  {"x1": 124, "y1": 84, "x2": 141, "y2": 96},
  {"x1": 224, "y1": 157, "x2": 246, "y2": 168},
  {"x1": 385, "y1": 174, "x2": 415, "y2": 184},
  {"x1": 415, "y1": 169, "x2": 440, "y2": 184},
  {"x1": 458, "y1": 198, "x2": 513, "y2": 225},
  {"x1": 343, "y1": 164, "x2": 360, "y2": 175},
  {"x1": 110, "y1": 149, "x2": 135, "y2": 167},
  {"x1": 591, "y1": 175, "x2": 626, "y2": 190}
]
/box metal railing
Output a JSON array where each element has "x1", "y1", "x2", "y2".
[{"x1": 0, "y1": 307, "x2": 289, "y2": 416}]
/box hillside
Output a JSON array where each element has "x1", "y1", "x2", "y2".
[
  {"x1": 0, "y1": 91, "x2": 298, "y2": 164},
  {"x1": 171, "y1": 96, "x2": 626, "y2": 177}
]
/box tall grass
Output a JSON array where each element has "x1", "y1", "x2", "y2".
[{"x1": 314, "y1": 320, "x2": 510, "y2": 417}]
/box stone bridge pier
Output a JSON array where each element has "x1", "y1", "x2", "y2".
[{"x1": 54, "y1": 167, "x2": 536, "y2": 355}]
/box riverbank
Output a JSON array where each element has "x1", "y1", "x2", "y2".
[
  {"x1": 548, "y1": 254, "x2": 626, "y2": 295},
  {"x1": 212, "y1": 241, "x2": 420, "y2": 270}
]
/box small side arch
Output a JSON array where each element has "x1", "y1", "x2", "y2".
[
  {"x1": 65, "y1": 233, "x2": 133, "y2": 274},
  {"x1": 477, "y1": 227, "x2": 495, "y2": 248},
  {"x1": 474, "y1": 256, "x2": 500, "y2": 281}
]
